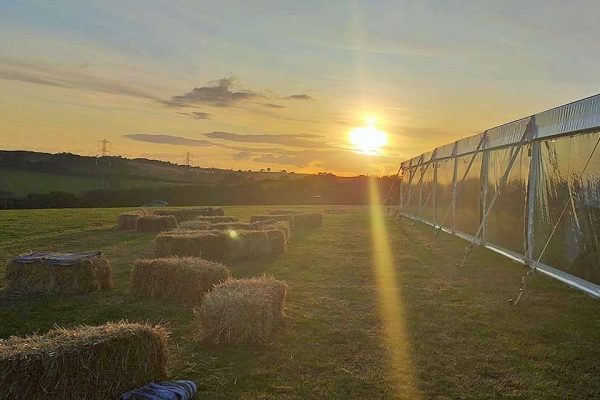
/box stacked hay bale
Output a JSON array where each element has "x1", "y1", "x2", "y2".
[
  {"x1": 291, "y1": 213, "x2": 323, "y2": 228},
  {"x1": 136, "y1": 215, "x2": 178, "y2": 232},
  {"x1": 153, "y1": 207, "x2": 225, "y2": 222},
  {"x1": 193, "y1": 215, "x2": 239, "y2": 223},
  {"x1": 0, "y1": 322, "x2": 168, "y2": 400},
  {"x1": 250, "y1": 212, "x2": 323, "y2": 229},
  {"x1": 4, "y1": 252, "x2": 112, "y2": 296},
  {"x1": 194, "y1": 277, "x2": 287, "y2": 344},
  {"x1": 179, "y1": 220, "x2": 212, "y2": 230},
  {"x1": 118, "y1": 210, "x2": 149, "y2": 230},
  {"x1": 155, "y1": 228, "x2": 285, "y2": 261},
  {"x1": 131, "y1": 257, "x2": 230, "y2": 303}
]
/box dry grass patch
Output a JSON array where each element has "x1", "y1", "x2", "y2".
[
  {"x1": 4, "y1": 252, "x2": 112, "y2": 296},
  {"x1": 136, "y1": 215, "x2": 178, "y2": 232},
  {"x1": 131, "y1": 257, "x2": 231, "y2": 303},
  {"x1": 250, "y1": 213, "x2": 322, "y2": 229},
  {"x1": 268, "y1": 209, "x2": 303, "y2": 215},
  {"x1": 194, "y1": 276, "x2": 287, "y2": 344},
  {"x1": 0, "y1": 322, "x2": 168, "y2": 400}
]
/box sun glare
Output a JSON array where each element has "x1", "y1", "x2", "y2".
[{"x1": 349, "y1": 117, "x2": 388, "y2": 155}]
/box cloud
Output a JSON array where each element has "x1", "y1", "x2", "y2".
[
  {"x1": 0, "y1": 58, "x2": 158, "y2": 100},
  {"x1": 202, "y1": 131, "x2": 328, "y2": 149},
  {"x1": 177, "y1": 111, "x2": 213, "y2": 119},
  {"x1": 260, "y1": 103, "x2": 286, "y2": 109},
  {"x1": 285, "y1": 94, "x2": 313, "y2": 100},
  {"x1": 123, "y1": 133, "x2": 212, "y2": 147},
  {"x1": 166, "y1": 77, "x2": 259, "y2": 107}
]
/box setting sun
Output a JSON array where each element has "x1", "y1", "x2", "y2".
[{"x1": 349, "y1": 117, "x2": 388, "y2": 155}]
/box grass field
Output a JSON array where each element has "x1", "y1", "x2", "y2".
[
  {"x1": 1, "y1": 206, "x2": 599, "y2": 399},
  {"x1": 0, "y1": 169, "x2": 179, "y2": 196}
]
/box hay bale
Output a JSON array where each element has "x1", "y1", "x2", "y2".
[
  {"x1": 292, "y1": 213, "x2": 323, "y2": 229},
  {"x1": 5, "y1": 252, "x2": 112, "y2": 296},
  {"x1": 0, "y1": 322, "x2": 168, "y2": 400},
  {"x1": 252, "y1": 220, "x2": 291, "y2": 242},
  {"x1": 136, "y1": 215, "x2": 178, "y2": 232},
  {"x1": 131, "y1": 257, "x2": 230, "y2": 303},
  {"x1": 194, "y1": 277, "x2": 287, "y2": 344},
  {"x1": 249, "y1": 214, "x2": 294, "y2": 225},
  {"x1": 179, "y1": 220, "x2": 212, "y2": 230},
  {"x1": 155, "y1": 229, "x2": 279, "y2": 261},
  {"x1": 155, "y1": 231, "x2": 228, "y2": 260},
  {"x1": 268, "y1": 209, "x2": 303, "y2": 215},
  {"x1": 194, "y1": 216, "x2": 238, "y2": 223},
  {"x1": 264, "y1": 229, "x2": 287, "y2": 254},
  {"x1": 153, "y1": 207, "x2": 225, "y2": 222},
  {"x1": 118, "y1": 212, "x2": 143, "y2": 230}
]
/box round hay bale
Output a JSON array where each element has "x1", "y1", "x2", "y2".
[
  {"x1": 194, "y1": 277, "x2": 287, "y2": 344},
  {"x1": 136, "y1": 215, "x2": 178, "y2": 232},
  {"x1": 131, "y1": 257, "x2": 230, "y2": 303},
  {"x1": 0, "y1": 322, "x2": 168, "y2": 400},
  {"x1": 5, "y1": 252, "x2": 112, "y2": 296}
]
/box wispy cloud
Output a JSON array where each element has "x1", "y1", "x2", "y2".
[
  {"x1": 202, "y1": 131, "x2": 327, "y2": 149},
  {"x1": 285, "y1": 94, "x2": 313, "y2": 100},
  {"x1": 177, "y1": 111, "x2": 213, "y2": 119},
  {"x1": 0, "y1": 58, "x2": 158, "y2": 100},
  {"x1": 260, "y1": 102, "x2": 286, "y2": 109},
  {"x1": 123, "y1": 133, "x2": 212, "y2": 147}
]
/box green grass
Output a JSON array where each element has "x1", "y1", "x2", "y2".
[
  {"x1": 0, "y1": 169, "x2": 178, "y2": 196},
  {"x1": 0, "y1": 206, "x2": 599, "y2": 399}
]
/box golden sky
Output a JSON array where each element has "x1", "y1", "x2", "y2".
[{"x1": 1, "y1": 1, "x2": 600, "y2": 176}]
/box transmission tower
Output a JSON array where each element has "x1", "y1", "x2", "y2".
[
  {"x1": 183, "y1": 152, "x2": 194, "y2": 176},
  {"x1": 97, "y1": 139, "x2": 112, "y2": 157}
]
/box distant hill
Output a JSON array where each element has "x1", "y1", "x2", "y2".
[{"x1": 0, "y1": 150, "x2": 395, "y2": 209}]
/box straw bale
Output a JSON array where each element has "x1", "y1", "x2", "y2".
[
  {"x1": 268, "y1": 209, "x2": 303, "y2": 215},
  {"x1": 194, "y1": 277, "x2": 287, "y2": 344},
  {"x1": 5, "y1": 254, "x2": 112, "y2": 296},
  {"x1": 131, "y1": 257, "x2": 230, "y2": 303},
  {"x1": 153, "y1": 207, "x2": 225, "y2": 222},
  {"x1": 155, "y1": 231, "x2": 228, "y2": 260},
  {"x1": 194, "y1": 216, "x2": 238, "y2": 223},
  {"x1": 179, "y1": 220, "x2": 212, "y2": 230},
  {"x1": 249, "y1": 214, "x2": 294, "y2": 225},
  {"x1": 292, "y1": 213, "x2": 323, "y2": 228},
  {"x1": 117, "y1": 212, "x2": 147, "y2": 230},
  {"x1": 0, "y1": 322, "x2": 168, "y2": 400},
  {"x1": 136, "y1": 215, "x2": 178, "y2": 232}
]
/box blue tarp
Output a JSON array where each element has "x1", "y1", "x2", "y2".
[
  {"x1": 120, "y1": 380, "x2": 197, "y2": 400},
  {"x1": 11, "y1": 251, "x2": 102, "y2": 266}
]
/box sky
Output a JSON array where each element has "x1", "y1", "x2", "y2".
[{"x1": 1, "y1": 1, "x2": 600, "y2": 176}]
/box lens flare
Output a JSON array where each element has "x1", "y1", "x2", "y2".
[
  {"x1": 349, "y1": 125, "x2": 387, "y2": 155},
  {"x1": 368, "y1": 177, "x2": 421, "y2": 398}
]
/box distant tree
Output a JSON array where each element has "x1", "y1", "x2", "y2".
[{"x1": 267, "y1": 167, "x2": 271, "y2": 172}]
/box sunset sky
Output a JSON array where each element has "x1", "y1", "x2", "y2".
[{"x1": 1, "y1": 1, "x2": 600, "y2": 175}]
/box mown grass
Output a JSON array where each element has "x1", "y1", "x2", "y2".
[
  {"x1": 0, "y1": 169, "x2": 178, "y2": 196},
  {"x1": 0, "y1": 205, "x2": 599, "y2": 399}
]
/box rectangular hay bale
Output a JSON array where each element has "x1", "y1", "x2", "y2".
[
  {"x1": 131, "y1": 257, "x2": 231, "y2": 303},
  {"x1": 194, "y1": 276, "x2": 287, "y2": 344},
  {"x1": 136, "y1": 215, "x2": 178, "y2": 232},
  {"x1": 193, "y1": 216, "x2": 239, "y2": 223},
  {"x1": 153, "y1": 207, "x2": 225, "y2": 222},
  {"x1": 5, "y1": 252, "x2": 112, "y2": 296},
  {"x1": 0, "y1": 322, "x2": 168, "y2": 400}
]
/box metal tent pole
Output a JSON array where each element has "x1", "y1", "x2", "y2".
[
  {"x1": 459, "y1": 116, "x2": 536, "y2": 267},
  {"x1": 480, "y1": 134, "x2": 490, "y2": 244}
]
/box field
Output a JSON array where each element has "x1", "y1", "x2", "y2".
[
  {"x1": 1, "y1": 206, "x2": 599, "y2": 399},
  {"x1": 0, "y1": 169, "x2": 180, "y2": 196}
]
